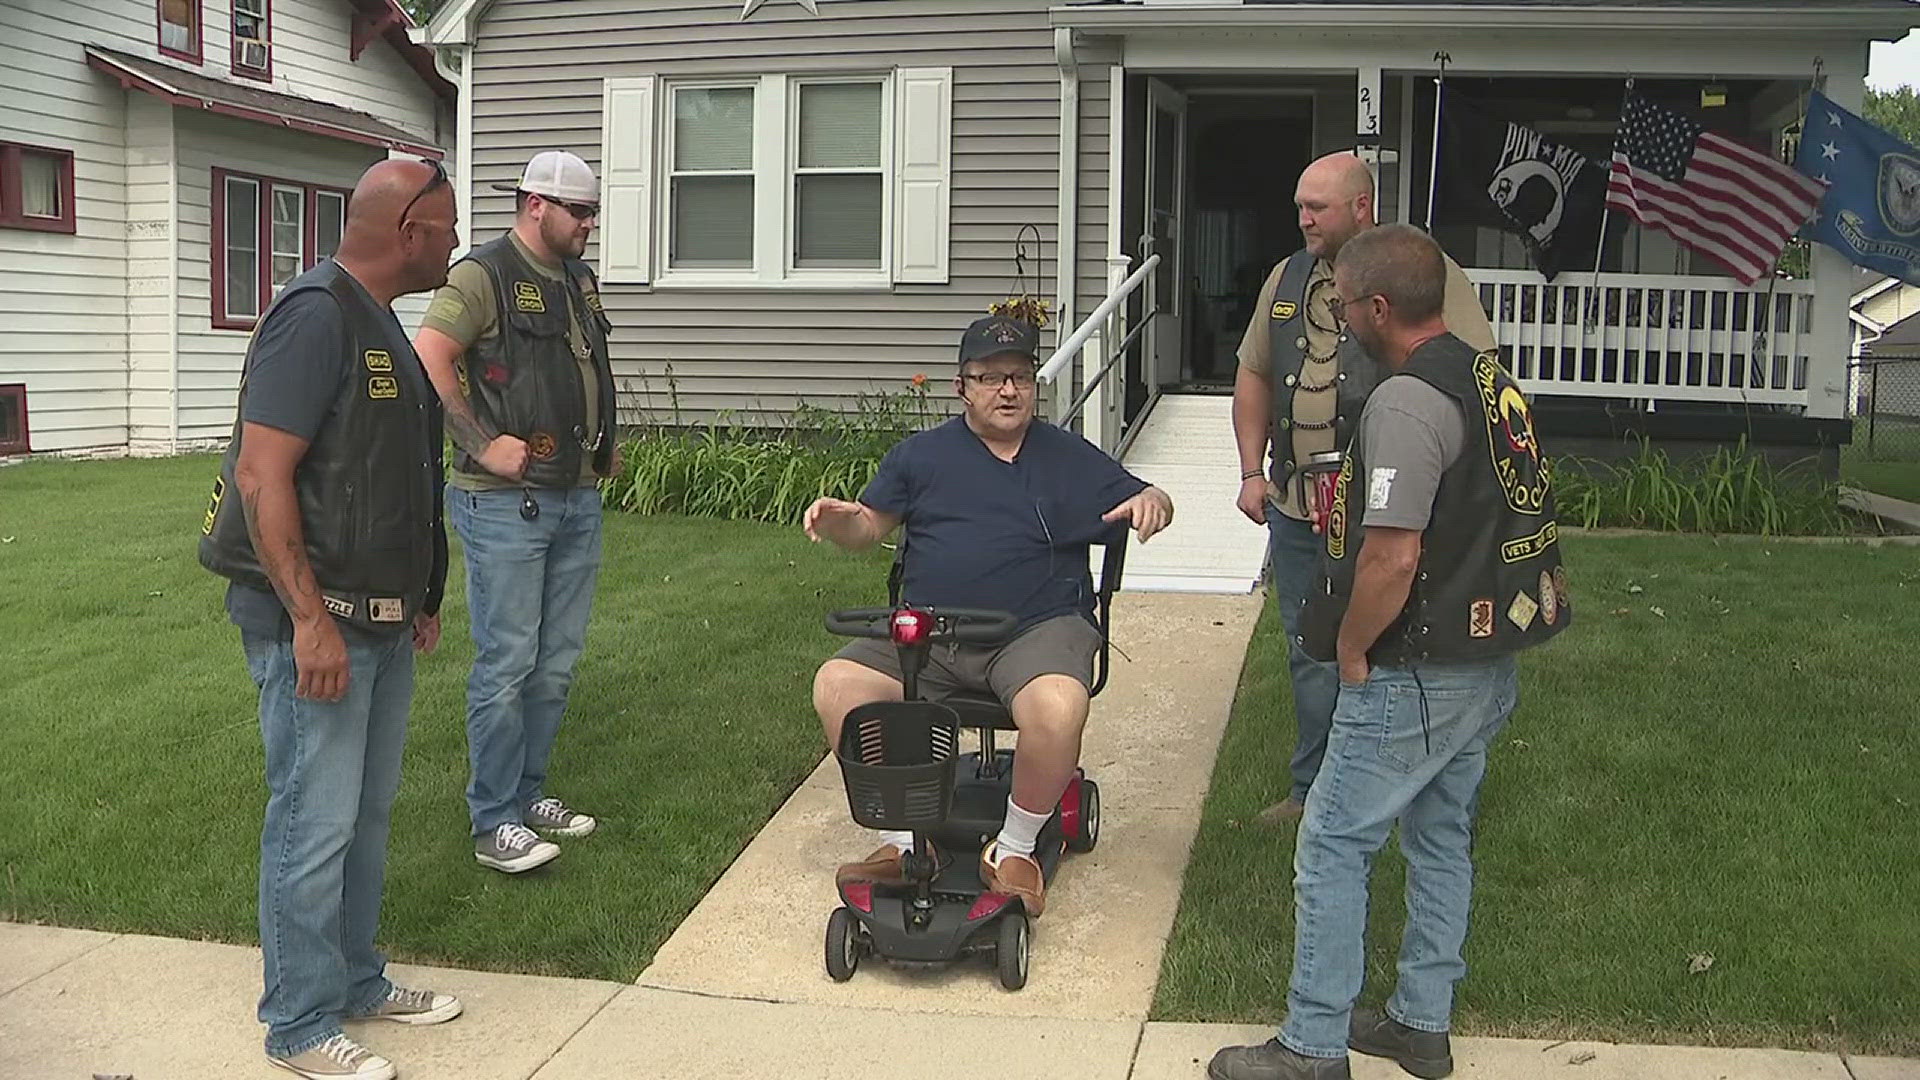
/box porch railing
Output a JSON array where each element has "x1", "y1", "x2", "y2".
[
  {"x1": 1467, "y1": 270, "x2": 1819, "y2": 408},
  {"x1": 1037, "y1": 253, "x2": 1160, "y2": 451}
]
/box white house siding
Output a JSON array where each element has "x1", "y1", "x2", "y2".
[
  {"x1": 469, "y1": 0, "x2": 1096, "y2": 428},
  {"x1": 174, "y1": 110, "x2": 391, "y2": 442},
  {"x1": 127, "y1": 95, "x2": 179, "y2": 448},
  {"x1": 0, "y1": 0, "x2": 140, "y2": 452}
]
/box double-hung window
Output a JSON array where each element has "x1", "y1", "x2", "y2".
[
  {"x1": 597, "y1": 68, "x2": 952, "y2": 288},
  {"x1": 0, "y1": 141, "x2": 76, "y2": 234},
  {"x1": 213, "y1": 168, "x2": 348, "y2": 329}
]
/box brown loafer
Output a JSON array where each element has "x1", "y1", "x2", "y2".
[
  {"x1": 979, "y1": 840, "x2": 1047, "y2": 918},
  {"x1": 836, "y1": 841, "x2": 941, "y2": 887}
]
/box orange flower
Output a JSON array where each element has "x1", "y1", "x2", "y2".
[{"x1": 911, "y1": 373, "x2": 928, "y2": 388}]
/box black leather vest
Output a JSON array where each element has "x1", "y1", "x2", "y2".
[
  {"x1": 1265, "y1": 251, "x2": 1383, "y2": 498},
  {"x1": 1299, "y1": 333, "x2": 1571, "y2": 665},
  {"x1": 454, "y1": 235, "x2": 617, "y2": 487},
  {"x1": 198, "y1": 261, "x2": 446, "y2": 633}
]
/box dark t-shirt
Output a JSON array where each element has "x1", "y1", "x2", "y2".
[
  {"x1": 224, "y1": 281, "x2": 422, "y2": 642},
  {"x1": 861, "y1": 417, "x2": 1149, "y2": 630}
]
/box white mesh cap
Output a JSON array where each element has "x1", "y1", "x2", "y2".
[{"x1": 494, "y1": 150, "x2": 599, "y2": 203}]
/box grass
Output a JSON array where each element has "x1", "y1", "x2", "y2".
[
  {"x1": 1154, "y1": 533, "x2": 1920, "y2": 1056},
  {"x1": 0, "y1": 453, "x2": 892, "y2": 981},
  {"x1": 1842, "y1": 416, "x2": 1920, "y2": 504}
]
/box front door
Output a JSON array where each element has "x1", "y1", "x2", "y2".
[{"x1": 1144, "y1": 78, "x2": 1187, "y2": 394}]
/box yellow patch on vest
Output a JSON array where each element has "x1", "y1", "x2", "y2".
[
  {"x1": 1272, "y1": 300, "x2": 1299, "y2": 320},
  {"x1": 202, "y1": 474, "x2": 224, "y2": 536},
  {"x1": 513, "y1": 281, "x2": 546, "y2": 313},
  {"x1": 363, "y1": 349, "x2": 393, "y2": 373},
  {"x1": 368, "y1": 376, "x2": 399, "y2": 400}
]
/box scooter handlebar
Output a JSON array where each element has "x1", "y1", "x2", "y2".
[{"x1": 823, "y1": 606, "x2": 1018, "y2": 645}]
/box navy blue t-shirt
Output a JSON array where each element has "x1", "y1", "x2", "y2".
[{"x1": 861, "y1": 417, "x2": 1149, "y2": 630}]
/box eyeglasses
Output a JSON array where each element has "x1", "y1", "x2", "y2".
[
  {"x1": 539, "y1": 195, "x2": 600, "y2": 221},
  {"x1": 399, "y1": 158, "x2": 449, "y2": 228},
  {"x1": 1329, "y1": 293, "x2": 1381, "y2": 312},
  {"x1": 962, "y1": 371, "x2": 1037, "y2": 389}
]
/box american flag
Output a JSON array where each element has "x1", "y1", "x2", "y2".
[{"x1": 1606, "y1": 92, "x2": 1826, "y2": 284}]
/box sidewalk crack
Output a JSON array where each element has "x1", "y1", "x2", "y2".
[{"x1": 0, "y1": 930, "x2": 123, "y2": 1002}]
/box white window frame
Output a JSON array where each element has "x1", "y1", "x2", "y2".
[
  {"x1": 656, "y1": 72, "x2": 895, "y2": 291},
  {"x1": 222, "y1": 174, "x2": 262, "y2": 323},
  {"x1": 315, "y1": 189, "x2": 346, "y2": 261},
  {"x1": 269, "y1": 182, "x2": 305, "y2": 300}
]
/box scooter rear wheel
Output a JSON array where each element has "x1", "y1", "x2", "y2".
[
  {"x1": 825, "y1": 907, "x2": 860, "y2": 982},
  {"x1": 995, "y1": 912, "x2": 1030, "y2": 990},
  {"x1": 1067, "y1": 779, "x2": 1101, "y2": 853}
]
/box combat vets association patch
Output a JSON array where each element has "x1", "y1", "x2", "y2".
[
  {"x1": 1508, "y1": 590, "x2": 1539, "y2": 632},
  {"x1": 1539, "y1": 569, "x2": 1558, "y2": 626},
  {"x1": 1272, "y1": 299, "x2": 1298, "y2": 320},
  {"x1": 1476, "y1": 353, "x2": 1549, "y2": 516},
  {"x1": 1470, "y1": 599, "x2": 1496, "y2": 639},
  {"x1": 364, "y1": 350, "x2": 394, "y2": 372},
  {"x1": 527, "y1": 431, "x2": 557, "y2": 460},
  {"x1": 513, "y1": 281, "x2": 546, "y2": 313},
  {"x1": 367, "y1": 376, "x2": 399, "y2": 400}
]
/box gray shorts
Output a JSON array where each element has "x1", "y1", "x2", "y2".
[{"x1": 832, "y1": 613, "x2": 1101, "y2": 705}]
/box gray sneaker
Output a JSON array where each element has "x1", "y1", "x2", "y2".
[
  {"x1": 267, "y1": 1032, "x2": 395, "y2": 1080},
  {"x1": 353, "y1": 983, "x2": 462, "y2": 1025},
  {"x1": 475, "y1": 822, "x2": 560, "y2": 873},
  {"x1": 527, "y1": 796, "x2": 597, "y2": 837}
]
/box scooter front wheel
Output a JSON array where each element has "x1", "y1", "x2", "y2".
[
  {"x1": 995, "y1": 911, "x2": 1030, "y2": 990},
  {"x1": 825, "y1": 907, "x2": 861, "y2": 982}
]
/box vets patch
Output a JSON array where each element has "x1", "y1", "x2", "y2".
[
  {"x1": 1539, "y1": 569, "x2": 1559, "y2": 626},
  {"x1": 1272, "y1": 299, "x2": 1298, "y2": 320},
  {"x1": 527, "y1": 431, "x2": 557, "y2": 460},
  {"x1": 1508, "y1": 590, "x2": 1539, "y2": 632},
  {"x1": 1469, "y1": 598, "x2": 1496, "y2": 639},
  {"x1": 363, "y1": 349, "x2": 394, "y2": 373},
  {"x1": 368, "y1": 598, "x2": 405, "y2": 623},
  {"x1": 513, "y1": 281, "x2": 546, "y2": 313},
  {"x1": 324, "y1": 595, "x2": 355, "y2": 619},
  {"x1": 1500, "y1": 521, "x2": 1559, "y2": 563},
  {"x1": 367, "y1": 376, "x2": 399, "y2": 400},
  {"x1": 1368, "y1": 467, "x2": 1397, "y2": 511}
]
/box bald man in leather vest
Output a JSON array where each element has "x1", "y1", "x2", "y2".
[{"x1": 1231, "y1": 152, "x2": 1496, "y2": 825}]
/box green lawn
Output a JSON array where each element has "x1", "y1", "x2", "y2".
[
  {"x1": 1844, "y1": 416, "x2": 1920, "y2": 503},
  {"x1": 0, "y1": 453, "x2": 889, "y2": 981},
  {"x1": 1155, "y1": 534, "x2": 1920, "y2": 1056}
]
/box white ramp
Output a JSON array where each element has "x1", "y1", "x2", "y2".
[{"x1": 1108, "y1": 394, "x2": 1268, "y2": 594}]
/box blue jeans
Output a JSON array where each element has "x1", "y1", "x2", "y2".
[
  {"x1": 1266, "y1": 507, "x2": 1341, "y2": 803},
  {"x1": 448, "y1": 485, "x2": 603, "y2": 837},
  {"x1": 244, "y1": 628, "x2": 413, "y2": 1058},
  {"x1": 1279, "y1": 657, "x2": 1519, "y2": 1059}
]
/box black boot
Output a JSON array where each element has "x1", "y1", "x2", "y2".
[
  {"x1": 1348, "y1": 1008, "x2": 1454, "y2": 1079},
  {"x1": 1207, "y1": 1039, "x2": 1351, "y2": 1080}
]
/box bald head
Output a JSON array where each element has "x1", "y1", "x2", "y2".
[
  {"x1": 333, "y1": 157, "x2": 458, "y2": 304},
  {"x1": 1302, "y1": 152, "x2": 1375, "y2": 200},
  {"x1": 1295, "y1": 151, "x2": 1376, "y2": 259},
  {"x1": 345, "y1": 158, "x2": 443, "y2": 232}
]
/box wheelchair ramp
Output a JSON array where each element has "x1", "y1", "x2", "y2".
[{"x1": 1108, "y1": 394, "x2": 1267, "y2": 594}]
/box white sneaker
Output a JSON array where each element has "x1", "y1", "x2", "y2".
[
  {"x1": 475, "y1": 822, "x2": 561, "y2": 873},
  {"x1": 267, "y1": 1032, "x2": 395, "y2": 1080},
  {"x1": 353, "y1": 982, "x2": 462, "y2": 1025},
  {"x1": 527, "y1": 796, "x2": 597, "y2": 837}
]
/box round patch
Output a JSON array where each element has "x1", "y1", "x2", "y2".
[
  {"x1": 527, "y1": 432, "x2": 557, "y2": 460},
  {"x1": 1539, "y1": 569, "x2": 1558, "y2": 626},
  {"x1": 1553, "y1": 565, "x2": 1570, "y2": 615}
]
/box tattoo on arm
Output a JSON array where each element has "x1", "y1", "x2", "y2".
[
  {"x1": 239, "y1": 472, "x2": 326, "y2": 626},
  {"x1": 441, "y1": 394, "x2": 498, "y2": 459}
]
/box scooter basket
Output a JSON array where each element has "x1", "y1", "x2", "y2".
[{"x1": 834, "y1": 700, "x2": 960, "y2": 831}]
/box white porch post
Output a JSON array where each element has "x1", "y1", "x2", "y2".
[{"x1": 1810, "y1": 51, "x2": 1868, "y2": 421}]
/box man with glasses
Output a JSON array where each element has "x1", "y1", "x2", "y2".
[
  {"x1": 200, "y1": 157, "x2": 463, "y2": 1080},
  {"x1": 1230, "y1": 152, "x2": 1496, "y2": 826},
  {"x1": 414, "y1": 150, "x2": 618, "y2": 874},
  {"x1": 802, "y1": 315, "x2": 1174, "y2": 917}
]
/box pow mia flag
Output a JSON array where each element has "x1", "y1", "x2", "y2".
[{"x1": 1437, "y1": 92, "x2": 1608, "y2": 279}]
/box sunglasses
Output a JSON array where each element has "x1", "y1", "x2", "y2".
[
  {"x1": 399, "y1": 158, "x2": 449, "y2": 227},
  {"x1": 535, "y1": 193, "x2": 599, "y2": 221}
]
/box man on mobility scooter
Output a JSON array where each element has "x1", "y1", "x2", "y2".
[{"x1": 803, "y1": 314, "x2": 1173, "y2": 921}]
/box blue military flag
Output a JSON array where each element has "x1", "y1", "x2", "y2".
[{"x1": 1796, "y1": 90, "x2": 1920, "y2": 286}]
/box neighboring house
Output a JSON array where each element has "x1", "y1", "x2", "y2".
[
  {"x1": 1860, "y1": 305, "x2": 1920, "y2": 420},
  {"x1": 0, "y1": 0, "x2": 454, "y2": 457},
  {"x1": 1850, "y1": 265, "x2": 1920, "y2": 353},
  {"x1": 410, "y1": 0, "x2": 1919, "y2": 476}
]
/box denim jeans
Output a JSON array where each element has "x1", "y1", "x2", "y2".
[
  {"x1": 448, "y1": 485, "x2": 603, "y2": 837},
  {"x1": 1266, "y1": 506, "x2": 1342, "y2": 803},
  {"x1": 244, "y1": 628, "x2": 413, "y2": 1058},
  {"x1": 1278, "y1": 657, "x2": 1519, "y2": 1059}
]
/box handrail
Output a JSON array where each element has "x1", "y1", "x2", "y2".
[
  {"x1": 1036, "y1": 253, "x2": 1159, "y2": 385},
  {"x1": 1059, "y1": 308, "x2": 1157, "y2": 427}
]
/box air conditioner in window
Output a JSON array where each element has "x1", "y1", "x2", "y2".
[{"x1": 237, "y1": 38, "x2": 269, "y2": 71}]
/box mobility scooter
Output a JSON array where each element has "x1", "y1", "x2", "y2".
[{"x1": 819, "y1": 527, "x2": 1127, "y2": 990}]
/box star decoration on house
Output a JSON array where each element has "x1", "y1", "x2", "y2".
[{"x1": 741, "y1": 0, "x2": 817, "y2": 18}]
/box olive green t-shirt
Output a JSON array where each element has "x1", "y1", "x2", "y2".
[{"x1": 422, "y1": 232, "x2": 602, "y2": 490}]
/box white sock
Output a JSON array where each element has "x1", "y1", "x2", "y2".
[
  {"x1": 877, "y1": 829, "x2": 915, "y2": 853},
  {"x1": 991, "y1": 798, "x2": 1052, "y2": 863}
]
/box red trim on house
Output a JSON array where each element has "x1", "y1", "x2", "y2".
[
  {"x1": 0, "y1": 384, "x2": 29, "y2": 456},
  {"x1": 85, "y1": 50, "x2": 444, "y2": 159},
  {"x1": 343, "y1": 0, "x2": 454, "y2": 102},
  {"x1": 0, "y1": 141, "x2": 78, "y2": 235},
  {"x1": 156, "y1": 0, "x2": 204, "y2": 64},
  {"x1": 212, "y1": 166, "x2": 352, "y2": 332},
  {"x1": 231, "y1": 0, "x2": 274, "y2": 83}
]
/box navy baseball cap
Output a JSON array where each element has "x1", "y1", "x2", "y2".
[{"x1": 958, "y1": 315, "x2": 1041, "y2": 367}]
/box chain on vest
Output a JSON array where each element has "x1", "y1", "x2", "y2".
[
  {"x1": 1265, "y1": 251, "x2": 1385, "y2": 505},
  {"x1": 198, "y1": 261, "x2": 444, "y2": 633},
  {"x1": 455, "y1": 236, "x2": 618, "y2": 487},
  {"x1": 1297, "y1": 334, "x2": 1571, "y2": 665}
]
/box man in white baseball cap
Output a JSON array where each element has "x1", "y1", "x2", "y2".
[{"x1": 413, "y1": 149, "x2": 619, "y2": 875}]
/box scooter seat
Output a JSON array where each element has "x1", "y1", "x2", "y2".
[{"x1": 939, "y1": 689, "x2": 1019, "y2": 732}]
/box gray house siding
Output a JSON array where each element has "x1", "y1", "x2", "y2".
[{"x1": 469, "y1": 0, "x2": 1109, "y2": 429}]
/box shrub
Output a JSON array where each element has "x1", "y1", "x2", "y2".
[{"x1": 1552, "y1": 438, "x2": 1877, "y2": 536}]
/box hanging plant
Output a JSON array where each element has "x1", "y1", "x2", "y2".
[{"x1": 991, "y1": 223, "x2": 1051, "y2": 328}]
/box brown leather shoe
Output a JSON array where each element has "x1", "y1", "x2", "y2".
[
  {"x1": 836, "y1": 843, "x2": 910, "y2": 887},
  {"x1": 979, "y1": 840, "x2": 1047, "y2": 918}
]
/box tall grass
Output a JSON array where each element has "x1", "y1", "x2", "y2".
[{"x1": 1553, "y1": 438, "x2": 1873, "y2": 536}]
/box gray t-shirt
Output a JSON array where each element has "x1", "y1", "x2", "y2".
[{"x1": 1354, "y1": 373, "x2": 1467, "y2": 531}]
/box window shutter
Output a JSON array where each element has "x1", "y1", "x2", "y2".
[
  {"x1": 600, "y1": 76, "x2": 657, "y2": 284},
  {"x1": 891, "y1": 67, "x2": 952, "y2": 285}
]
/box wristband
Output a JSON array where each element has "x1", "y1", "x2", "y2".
[{"x1": 1240, "y1": 468, "x2": 1264, "y2": 481}]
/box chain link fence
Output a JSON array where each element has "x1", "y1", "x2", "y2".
[{"x1": 1849, "y1": 357, "x2": 1920, "y2": 461}]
